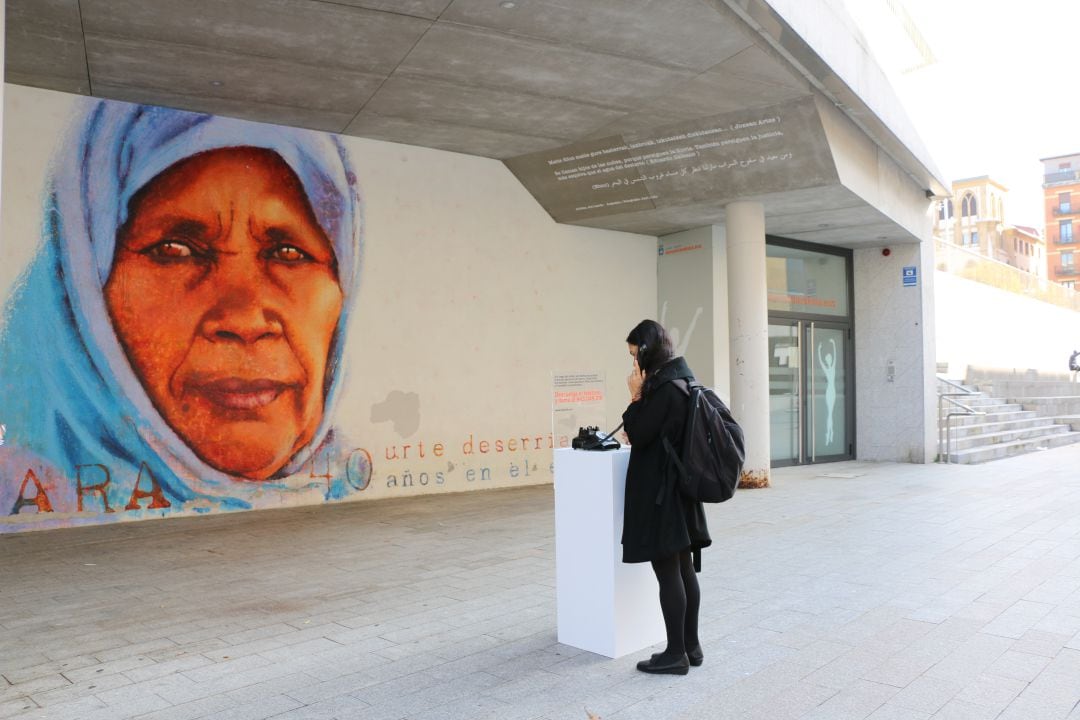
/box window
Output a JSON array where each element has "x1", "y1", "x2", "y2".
[
  {"x1": 961, "y1": 193, "x2": 978, "y2": 218},
  {"x1": 971, "y1": 231, "x2": 979, "y2": 246},
  {"x1": 1060, "y1": 192, "x2": 1072, "y2": 213},
  {"x1": 939, "y1": 199, "x2": 954, "y2": 221},
  {"x1": 1062, "y1": 251, "x2": 1074, "y2": 267},
  {"x1": 765, "y1": 243, "x2": 850, "y2": 318},
  {"x1": 1064, "y1": 281, "x2": 1076, "y2": 289},
  {"x1": 962, "y1": 231, "x2": 969, "y2": 245},
  {"x1": 1062, "y1": 220, "x2": 1074, "y2": 243}
]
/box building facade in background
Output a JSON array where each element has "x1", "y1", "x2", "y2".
[
  {"x1": 1042, "y1": 153, "x2": 1080, "y2": 289},
  {"x1": 1002, "y1": 225, "x2": 1046, "y2": 277},
  {"x1": 934, "y1": 176, "x2": 1046, "y2": 277}
]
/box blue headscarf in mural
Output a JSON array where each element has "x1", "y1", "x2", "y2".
[{"x1": 0, "y1": 99, "x2": 364, "y2": 524}]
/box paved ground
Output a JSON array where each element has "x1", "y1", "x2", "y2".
[{"x1": 3, "y1": 445, "x2": 1080, "y2": 720}]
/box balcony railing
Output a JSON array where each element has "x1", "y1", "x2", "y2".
[
  {"x1": 1045, "y1": 170, "x2": 1078, "y2": 184},
  {"x1": 1053, "y1": 205, "x2": 1076, "y2": 216},
  {"x1": 1054, "y1": 235, "x2": 1077, "y2": 245},
  {"x1": 1055, "y1": 265, "x2": 1080, "y2": 276}
]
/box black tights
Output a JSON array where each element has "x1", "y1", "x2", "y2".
[{"x1": 650, "y1": 549, "x2": 700, "y2": 658}]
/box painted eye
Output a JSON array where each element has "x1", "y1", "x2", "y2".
[
  {"x1": 271, "y1": 245, "x2": 310, "y2": 262},
  {"x1": 145, "y1": 241, "x2": 194, "y2": 258}
]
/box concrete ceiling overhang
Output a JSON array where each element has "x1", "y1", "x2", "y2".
[{"x1": 6, "y1": 0, "x2": 946, "y2": 246}]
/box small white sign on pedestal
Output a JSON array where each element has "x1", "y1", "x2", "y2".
[{"x1": 553, "y1": 447, "x2": 665, "y2": 658}]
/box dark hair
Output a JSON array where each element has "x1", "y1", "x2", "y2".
[{"x1": 626, "y1": 319, "x2": 674, "y2": 394}]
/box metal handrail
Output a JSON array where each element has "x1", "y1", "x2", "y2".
[
  {"x1": 937, "y1": 375, "x2": 976, "y2": 394},
  {"x1": 937, "y1": 393, "x2": 985, "y2": 463}
]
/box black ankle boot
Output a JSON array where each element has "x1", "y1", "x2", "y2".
[
  {"x1": 636, "y1": 652, "x2": 689, "y2": 675},
  {"x1": 652, "y1": 645, "x2": 703, "y2": 667},
  {"x1": 686, "y1": 644, "x2": 704, "y2": 666}
]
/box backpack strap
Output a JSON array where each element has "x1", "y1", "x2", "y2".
[
  {"x1": 656, "y1": 436, "x2": 673, "y2": 505},
  {"x1": 658, "y1": 378, "x2": 696, "y2": 504},
  {"x1": 667, "y1": 377, "x2": 692, "y2": 396}
]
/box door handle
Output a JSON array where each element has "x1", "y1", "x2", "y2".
[{"x1": 796, "y1": 322, "x2": 803, "y2": 464}]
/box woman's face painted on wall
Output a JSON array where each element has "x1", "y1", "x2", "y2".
[{"x1": 104, "y1": 147, "x2": 344, "y2": 480}]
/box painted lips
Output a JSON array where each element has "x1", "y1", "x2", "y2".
[{"x1": 189, "y1": 378, "x2": 291, "y2": 410}]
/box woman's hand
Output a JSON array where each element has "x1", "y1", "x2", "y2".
[{"x1": 627, "y1": 363, "x2": 644, "y2": 402}]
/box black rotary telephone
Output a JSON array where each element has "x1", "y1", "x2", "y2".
[{"x1": 572, "y1": 423, "x2": 623, "y2": 451}]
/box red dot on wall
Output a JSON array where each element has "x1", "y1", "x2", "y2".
[{"x1": 882, "y1": 248, "x2": 891, "y2": 257}]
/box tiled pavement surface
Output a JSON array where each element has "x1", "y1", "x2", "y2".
[{"x1": 3, "y1": 445, "x2": 1080, "y2": 720}]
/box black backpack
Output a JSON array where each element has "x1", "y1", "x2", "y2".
[{"x1": 662, "y1": 378, "x2": 745, "y2": 503}]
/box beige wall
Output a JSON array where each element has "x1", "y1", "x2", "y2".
[
  {"x1": 0, "y1": 84, "x2": 657, "y2": 530},
  {"x1": 936, "y1": 271, "x2": 1080, "y2": 377},
  {"x1": 340, "y1": 136, "x2": 656, "y2": 499}
]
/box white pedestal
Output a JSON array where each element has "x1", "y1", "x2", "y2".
[{"x1": 553, "y1": 447, "x2": 664, "y2": 658}]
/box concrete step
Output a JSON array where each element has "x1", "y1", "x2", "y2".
[
  {"x1": 945, "y1": 423, "x2": 1072, "y2": 451},
  {"x1": 975, "y1": 381, "x2": 1080, "y2": 398},
  {"x1": 965, "y1": 366, "x2": 1071, "y2": 384},
  {"x1": 941, "y1": 410, "x2": 1039, "y2": 427},
  {"x1": 943, "y1": 430, "x2": 1080, "y2": 464},
  {"x1": 1017, "y1": 397, "x2": 1080, "y2": 415},
  {"x1": 943, "y1": 395, "x2": 1018, "y2": 408},
  {"x1": 1056, "y1": 415, "x2": 1080, "y2": 431},
  {"x1": 944, "y1": 416, "x2": 1059, "y2": 439},
  {"x1": 938, "y1": 374, "x2": 1080, "y2": 465},
  {"x1": 962, "y1": 401, "x2": 1023, "y2": 413}
]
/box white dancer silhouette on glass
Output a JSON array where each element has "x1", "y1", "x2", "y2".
[{"x1": 817, "y1": 338, "x2": 837, "y2": 447}]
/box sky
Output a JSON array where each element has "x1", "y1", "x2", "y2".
[{"x1": 842, "y1": 0, "x2": 1080, "y2": 229}]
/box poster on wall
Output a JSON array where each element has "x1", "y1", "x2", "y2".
[
  {"x1": 551, "y1": 372, "x2": 607, "y2": 443},
  {"x1": 0, "y1": 100, "x2": 376, "y2": 531}
]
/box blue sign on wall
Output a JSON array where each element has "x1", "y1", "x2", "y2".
[{"x1": 902, "y1": 265, "x2": 917, "y2": 287}]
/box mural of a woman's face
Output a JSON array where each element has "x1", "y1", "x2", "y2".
[{"x1": 104, "y1": 147, "x2": 343, "y2": 480}]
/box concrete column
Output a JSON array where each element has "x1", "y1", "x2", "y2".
[{"x1": 725, "y1": 201, "x2": 770, "y2": 488}]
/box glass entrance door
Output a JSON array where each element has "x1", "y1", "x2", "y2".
[
  {"x1": 769, "y1": 322, "x2": 802, "y2": 465},
  {"x1": 807, "y1": 323, "x2": 849, "y2": 462},
  {"x1": 769, "y1": 320, "x2": 851, "y2": 465}
]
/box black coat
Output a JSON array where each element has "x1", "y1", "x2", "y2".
[{"x1": 621, "y1": 357, "x2": 711, "y2": 564}]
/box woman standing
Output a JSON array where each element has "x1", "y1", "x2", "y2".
[{"x1": 623, "y1": 319, "x2": 711, "y2": 675}]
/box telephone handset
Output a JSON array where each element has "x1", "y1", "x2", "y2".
[{"x1": 572, "y1": 423, "x2": 623, "y2": 451}]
